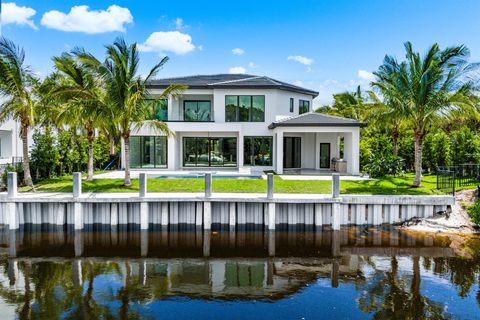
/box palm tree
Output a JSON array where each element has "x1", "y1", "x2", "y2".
[
  {"x1": 316, "y1": 86, "x2": 369, "y2": 121},
  {"x1": 368, "y1": 91, "x2": 405, "y2": 156},
  {"x1": 76, "y1": 37, "x2": 185, "y2": 186},
  {"x1": 0, "y1": 38, "x2": 38, "y2": 186},
  {"x1": 52, "y1": 52, "x2": 109, "y2": 180},
  {"x1": 373, "y1": 42, "x2": 477, "y2": 187}
]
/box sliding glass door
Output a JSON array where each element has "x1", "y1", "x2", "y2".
[
  {"x1": 319, "y1": 143, "x2": 331, "y2": 169},
  {"x1": 129, "y1": 136, "x2": 168, "y2": 168},
  {"x1": 183, "y1": 137, "x2": 237, "y2": 167},
  {"x1": 283, "y1": 137, "x2": 301, "y2": 168}
]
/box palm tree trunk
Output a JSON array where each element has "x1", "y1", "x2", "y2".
[
  {"x1": 413, "y1": 131, "x2": 423, "y2": 187},
  {"x1": 86, "y1": 128, "x2": 95, "y2": 181},
  {"x1": 123, "y1": 134, "x2": 131, "y2": 187},
  {"x1": 392, "y1": 127, "x2": 399, "y2": 157},
  {"x1": 109, "y1": 138, "x2": 116, "y2": 156},
  {"x1": 21, "y1": 124, "x2": 33, "y2": 186}
]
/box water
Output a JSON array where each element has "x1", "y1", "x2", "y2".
[{"x1": 0, "y1": 226, "x2": 479, "y2": 319}]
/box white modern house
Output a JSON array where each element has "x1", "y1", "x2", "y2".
[
  {"x1": 0, "y1": 118, "x2": 22, "y2": 167},
  {"x1": 122, "y1": 74, "x2": 363, "y2": 175}
]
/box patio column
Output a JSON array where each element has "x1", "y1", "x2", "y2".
[
  {"x1": 238, "y1": 133, "x2": 244, "y2": 169},
  {"x1": 167, "y1": 136, "x2": 177, "y2": 170},
  {"x1": 275, "y1": 131, "x2": 284, "y2": 174},
  {"x1": 344, "y1": 130, "x2": 360, "y2": 175}
]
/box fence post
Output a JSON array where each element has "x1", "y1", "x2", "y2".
[
  {"x1": 73, "y1": 172, "x2": 82, "y2": 198},
  {"x1": 332, "y1": 173, "x2": 340, "y2": 198},
  {"x1": 139, "y1": 173, "x2": 147, "y2": 198},
  {"x1": 205, "y1": 173, "x2": 212, "y2": 198},
  {"x1": 7, "y1": 172, "x2": 17, "y2": 198},
  {"x1": 267, "y1": 173, "x2": 274, "y2": 199}
]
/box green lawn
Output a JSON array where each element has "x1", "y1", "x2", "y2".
[{"x1": 19, "y1": 173, "x2": 444, "y2": 195}]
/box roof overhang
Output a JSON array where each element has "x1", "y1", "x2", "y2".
[{"x1": 268, "y1": 122, "x2": 366, "y2": 129}]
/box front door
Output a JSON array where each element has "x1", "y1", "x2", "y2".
[
  {"x1": 283, "y1": 137, "x2": 301, "y2": 168},
  {"x1": 319, "y1": 143, "x2": 331, "y2": 169}
]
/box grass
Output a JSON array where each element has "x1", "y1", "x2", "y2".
[{"x1": 19, "y1": 173, "x2": 444, "y2": 195}]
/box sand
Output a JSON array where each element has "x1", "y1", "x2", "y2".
[{"x1": 402, "y1": 189, "x2": 479, "y2": 234}]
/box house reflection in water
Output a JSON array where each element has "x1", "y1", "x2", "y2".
[{"x1": 0, "y1": 226, "x2": 458, "y2": 301}]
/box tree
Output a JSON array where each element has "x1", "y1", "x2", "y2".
[
  {"x1": 0, "y1": 38, "x2": 38, "y2": 186},
  {"x1": 373, "y1": 42, "x2": 477, "y2": 187},
  {"x1": 76, "y1": 37, "x2": 185, "y2": 186},
  {"x1": 52, "y1": 52, "x2": 109, "y2": 180},
  {"x1": 316, "y1": 85, "x2": 369, "y2": 121}
]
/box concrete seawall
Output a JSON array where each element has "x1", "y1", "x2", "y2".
[
  {"x1": 1, "y1": 172, "x2": 454, "y2": 231},
  {"x1": 0, "y1": 192, "x2": 454, "y2": 230}
]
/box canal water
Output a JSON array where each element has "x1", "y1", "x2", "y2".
[{"x1": 0, "y1": 225, "x2": 479, "y2": 319}]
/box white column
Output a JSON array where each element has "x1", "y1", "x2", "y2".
[
  {"x1": 275, "y1": 131, "x2": 284, "y2": 174},
  {"x1": 74, "y1": 203, "x2": 83, "y2": 230},
  {"x1": 203, "y1": 202, "x2": 212, "y2": 230},
  {"x1": 167, "y1": 136, "x2": 177, "y2": 170},
  {"x1": 238, "y1": 132, "x2": 244, "y2": 169},
  {"x1": 351, "y1": 128, "x2": 360, "y2": 175}
]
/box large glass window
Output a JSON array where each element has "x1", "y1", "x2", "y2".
[
  {"x1": 299, "y1": 100, "x2": 310, "y2": 114},
  {"x1": 129, "y1": 136, "x2": 168, "y2": 168},
  {"x1": 147, "y1": 99, "x2": 168, "y2": 121},
  {"x1": 244, "y1": 136, "x2": 273, "y2": 166},
  {"x1": 183, "y1": 100, "x2": 211, "y2": 121},
  {"x1": 183, "y1": 137, "x2": 237, "y2": 167},
  {"x1": 290, "y1": 98, "x2": 294, "y2": 113},
  {"x1": 225, "y1": 95, "x2": 265, "y2": 122}
]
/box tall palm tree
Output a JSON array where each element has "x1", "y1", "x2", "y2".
[
  {"x1": 373, "y1": 42, "x2": 477, "y2": 187},
  {"x1": 0, "y1": 38, "x2": 37, "y2": 186},
  {"x1": 76, "y1": 37, "x2": 185, "y2": 186},
  {"x1": 52, "y1": 52, "x2": 109, "y2": 180}
]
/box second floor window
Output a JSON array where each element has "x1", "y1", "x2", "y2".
[
  {"x1": 184, "y1": 101, "x2": 211, "y2": 121},
  {"x1": 225, "y1": 95, "x2": 265, "y2": 122},
  {"x1": 290, "y1": 98, "x2": 294, "y2": 112},
  {"x1": 299, "y1": 100, "x2": 310, "y2": 114},
  {"x1": 147, "y1": 99, "x2": 168, "y2": 121}
]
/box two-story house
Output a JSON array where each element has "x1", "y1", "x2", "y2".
[{"x1": 122, "y1": 74, "x2": 362, "y2": 175}]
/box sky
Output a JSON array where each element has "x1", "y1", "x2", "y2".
[{"x1": 2, "y1": 0, "x2": 480, "y2": 107}]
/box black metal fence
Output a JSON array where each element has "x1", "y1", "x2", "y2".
[{"x1": 437, "y1": 164, "x2": 480, "y2": 194}]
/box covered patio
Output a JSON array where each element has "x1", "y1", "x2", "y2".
[{"x1": 268, "y1": 113, "x2": 364, "y2": 175}]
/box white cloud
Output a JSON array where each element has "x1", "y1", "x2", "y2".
[
  {"x1": 228, "y1": 66, "x2": 246, "y2": 74},
  {"x1": 139, "y1": 31, "x2": 196, "y2": 55},
  {"x1": 357, "y1": 69, "x2": 375, "y2": 82},
  {"x1": 175, "y1": 17, "x2": 188, "y2": 30},
  {"x1": 248, "y1": 62, "x2": 258, "y2": 68},
  {"x1": 287, "y1": 55, "x2": 314, "y2": 66},
  {"x1": 41, "y1": 5, "x2": 133, "y2": 34},
  {"x1": 1, "y1": 2, "x2": 37, "y2": 29},
  {"x1": 232, "y1": 48, "x2": 245, "y2": 56}
]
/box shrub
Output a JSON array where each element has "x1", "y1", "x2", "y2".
[
  {"x1": 363, "y1": 154, "x2": 405, "y2": 178},
  {"x1": 467, "y1": 201, "x2": 480, "y2": 225},
  {"x1": 1, "y1": 163, "x2": 24, "y2": 187}
]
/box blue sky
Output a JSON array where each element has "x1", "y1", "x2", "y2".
[{"x1": 2, "y1": 0, "x2": 480, "y2": 106}]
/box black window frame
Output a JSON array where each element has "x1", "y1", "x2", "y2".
[
  {"x1": 183, "y1": 100, "x2": 212, "y2": 122},
  {"x1": 299, "y1": 100, "x2": 310, "y2": 114},
  {"x1": 290, "y1": 98, "x2": 294, "y2": 113},
  {"x1": 225, "y1": 95, "x2": 265, "y2": 122},
  {"x1": 129, "y1": 136, "x2": 168, "y2": 169},
  {"x1": 182, "y1": 137, "x2": 238, "y2": 167},
  {"x1": 243, "y1": 136, "x2": 273, "y2": 166}
]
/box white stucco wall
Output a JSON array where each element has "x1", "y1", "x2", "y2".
[{"x1": 127, "y1": 87, "x2": 361, "y2": 174}]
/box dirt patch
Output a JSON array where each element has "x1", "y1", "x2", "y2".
[{"x1": 402, "y1": 189, "x2": 480, "y2": 234}]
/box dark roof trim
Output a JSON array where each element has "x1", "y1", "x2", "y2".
[
  {"x1": 147, "y1": 74, "x2": 319, "y2": 97},
  {"x1": 268, "y1": 122, "x2": 366, "y2": 129}
]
